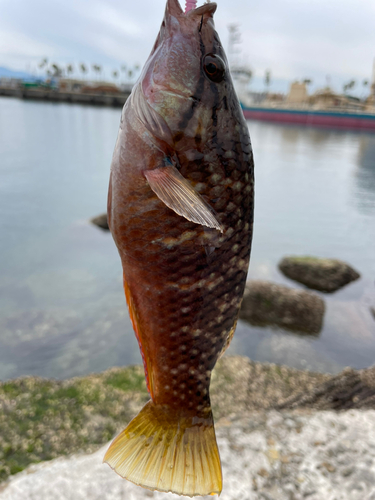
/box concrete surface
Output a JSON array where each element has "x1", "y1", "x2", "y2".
[{"x1": 1, "y1": 409, "x2": 375, "y2": 500}]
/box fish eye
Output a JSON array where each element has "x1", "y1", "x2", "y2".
[{"x1": 203, "y1": 54, "x2": 225, "y2": 83}]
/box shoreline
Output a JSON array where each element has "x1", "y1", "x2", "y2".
[
  {"x1": 1, "y1": 355, "x2": 375, "y2": 485},
  {"x1": 0, "y1": 87, "x2": 130, "y2": 107}
]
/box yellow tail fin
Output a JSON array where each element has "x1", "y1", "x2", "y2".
[{"x1": 103, "y1": 400, "x2": 222, "y2": 497}]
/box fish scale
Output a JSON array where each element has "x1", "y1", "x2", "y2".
[{"x1": 104, "y1": 0, "x2": 254, "y2": 496}]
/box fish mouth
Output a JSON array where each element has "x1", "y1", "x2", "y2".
[
  {"x1": 168, "y1": 0, "x2": 217, "y2": 17},
  {"x1": 187, "y1": 2, "x2": 217, "y2": 16}
]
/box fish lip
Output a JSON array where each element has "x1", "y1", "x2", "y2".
[
  {"x1": 167, "y1": 0, "x2": 183, "y2": 16},
  {"x1": 167, "y1": 0, "x2": 217, "y2": 17},
  {"x1": 186, "y1": 2, "x2": 217, "y2": 16}
]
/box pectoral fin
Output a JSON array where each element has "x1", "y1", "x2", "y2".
[{"x1": 144, "y1": 165, "x2": 223, "y2": 232}]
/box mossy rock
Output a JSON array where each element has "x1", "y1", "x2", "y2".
[
  {"x1": 0, "y1": 358, "x2": 327, "y2": 484},
  {"x1": 239, "y1": 280, "x2": 325, "y2": 334},
  {"x1": 279, "y1": 256, "x2": 360, "y2": 293},
  {"x1": 0, "y1": 366, "x2": 148, "y2": 483},
  {"x1": 4, "y1": 357, "x2": 375, "y2": 485}
]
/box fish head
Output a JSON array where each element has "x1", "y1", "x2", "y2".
[{"x1": 137, "y1": 0, "x2": 234, "y2": 150}]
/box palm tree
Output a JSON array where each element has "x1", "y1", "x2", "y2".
[
  {"x1": 66, "y1": 64, "x2": 74, "y2": 78},
  {"x1": 361, "y1": 79, "x2": 369, "y2": 100},
  {"x1": 120, "y1": 65, "x2": 127, "y2": 84},
  {"x1": 264, "y1": 70, "x2": 271, "y2": 92},
  {"x1": 92, "y1": 64, "x2": 101, "y2": 81},
  {"x1": 80, "y1": 63, "x2": 87, "y2": 81},
  {"x1": 39, "y1": 58, "x2": 48, "y2": 69},
  {"x1": 38, "y1": 58, "x2": 48, "y2": 78},
  {"x1": 51, "y1": 63, "x2": 62, "y2": 78},
  {"x1": 134, "y1": 64, "x2": 140, "y2": 81},
  {"x1": 343, "y1": 80, "x2": 355, "y2": 94}
]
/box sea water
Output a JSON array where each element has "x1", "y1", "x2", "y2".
[{"x1": 0, "y1": 96, "x2": 374, "y2": 379}]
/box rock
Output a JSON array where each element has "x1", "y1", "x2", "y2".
[
  {"x1": 90, "y1": 213, "x2": 109, "y2": 230},
  {"x1": 4, "y1": 356, "x2": 375, "y2": 492},
  {"x1": 240, "y1": 280, "x2": 325, "y2": 334},
  {"x1": 276, "y1": 365, "x2": 375, "y2": 411},
  {"x1": 0, "y1": 356, "x2": 331, "y2": 485},
  {"x1": 278, "y1": 256, "x2": 360, "y2": 293},
  {"x1": 3, "y1": 410, "x2": 375, "y2": 500},
  {"x1": 319, "y1": 461, "x2": 336, "y2": 473}
]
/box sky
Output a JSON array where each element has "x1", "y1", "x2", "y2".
[{"x1": 0, "y1": 0, "x2": 374, "y2": 94}]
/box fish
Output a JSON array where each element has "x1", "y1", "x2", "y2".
[{"x1": 104, "y1": 0, "x2": 254, "y2": 496}]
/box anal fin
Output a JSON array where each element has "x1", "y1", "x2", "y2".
[
  {"x1": 145, "y1": 165, "x2": 223, "y2": 232},
  {"x1": 218, "y1": 320, "x2": 238, "y2": 360},
  {"x1": 123, "y1": 277, "x2": 154, "y2": 399}
]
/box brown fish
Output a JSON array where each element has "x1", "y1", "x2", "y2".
[{"x1": 104, "y1": 0, "x2": 254, "y2": 496}]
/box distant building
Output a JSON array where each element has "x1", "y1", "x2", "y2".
[
  {"x1": 58, "y1": 79, "x2": 121, "y2": 94},
  {"x1": 265, "y1": 92, "x2": 285, "y2": 104},
  {"x1": 308, "y1": 87, "x2": 364, "y2": 111},
  {"x1": 287, "y1": 82, "x2": 308, "y2": 104},
  {"x1": 309, "y1": 87, "x2": 341, "y2": 108},
  {"x1": 0, "y1": 77, "x2": 20, "y2": 89},
  {"x1": 81, "y1": 83, "x2": 120, "y2": 94},
  {"x1": 58, "y1": 79, "x2": 85, "y2": 92}
]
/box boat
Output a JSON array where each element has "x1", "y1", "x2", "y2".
[
  {"x1": 241, "y1": 105, "x2": 375, "y2": 131},
  {"x1": 239, "y1": 82, "x2": 375, "y2": 132}
]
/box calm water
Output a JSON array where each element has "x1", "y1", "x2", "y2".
[{"x1": 0, "y1": 96, "x2": 374, "y2": 380}]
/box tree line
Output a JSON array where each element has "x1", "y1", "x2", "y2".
[{"x1": 38, "y1": 59, "x2": 140, "y2": 83}]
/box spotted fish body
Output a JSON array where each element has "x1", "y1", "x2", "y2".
[{"x1": 104, "y1": 0, "x2": 254, "y2": 496}]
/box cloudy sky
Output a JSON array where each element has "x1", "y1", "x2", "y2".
[{"x1": 0, "y1": 0, "x2": 374, "y2": 93}]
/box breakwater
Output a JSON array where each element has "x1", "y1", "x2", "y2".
[{"x1": 0, "y1": 87, "x2": 130, "y2": 107}]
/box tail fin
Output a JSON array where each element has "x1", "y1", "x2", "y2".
[{"x1": 103, "y1": 400, "x2": 222, "y2": 497}]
